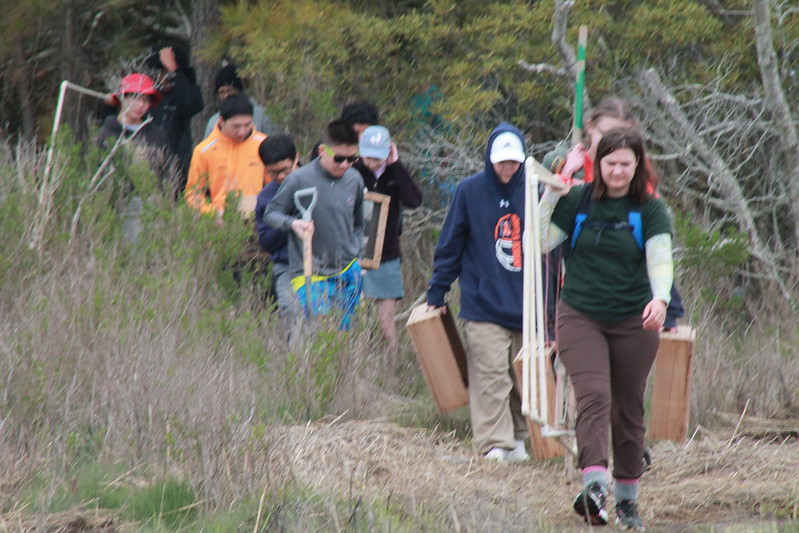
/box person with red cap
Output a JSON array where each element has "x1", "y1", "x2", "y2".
[
  {"x1": 97, "y1": 73, "x2": 170, "y2": 151},
  {"x1": 96, "y1": 73, "x2": 176, "y2": 244}
]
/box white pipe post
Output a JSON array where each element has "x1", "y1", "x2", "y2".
[
  {"x1": 521, "y1": 159, "x2": 533, "y2": 418},
  {"x1": 33, "y1": 81, "x2": 110, "y2": 251},
  {"x1": 530, "y1": 159, "x2": 549, "y2": 427}
]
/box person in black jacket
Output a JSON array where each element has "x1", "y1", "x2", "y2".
[
  {"x1": 96, "y1": 73, "x2": 174, "y2": 243},
  {"x1": 97, "y1": 72, "x2": 176, "y2": 186},
  {"x1": 354, "y1": 125, "x2": 422, "y2": 358},
  {"x1": 144, "y1": 42, "x2": 204, "y2": 185},
  {"x1": 97, "y1": 73, "x2": 168, "y2": 150},
  {"x1": 341, "y1": 101, "x2": 380, "y2": 138}
]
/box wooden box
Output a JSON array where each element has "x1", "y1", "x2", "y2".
[
  {"x1": 406, "y1": 304, "x2": 468, "y2": 413},
  {"x1": 512, "y1": 349, "x2": 565, "y2": 460},
  {"x1": 360, "y1": 191, "x2": 390, "y2": 270},
  {"x1": 648, "y1": 325, "x2": 696, "y2": 442}
]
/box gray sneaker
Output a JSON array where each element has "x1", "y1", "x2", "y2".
[{"x1": 616, "y1": 500, "x2": 645, "y2": 531}]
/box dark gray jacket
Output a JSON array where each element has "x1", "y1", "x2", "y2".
[{"x1": 264, "y1": 159, "x2": 364, "y2": 277}]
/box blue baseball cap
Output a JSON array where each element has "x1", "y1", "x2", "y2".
[{"x1": 359, "y1": 125, "x2": 391, "y2": 160}]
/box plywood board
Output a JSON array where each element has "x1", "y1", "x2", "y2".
[
  {"x1": 648, "y1": 325, "x2": 696, "y2": 442},
  {"x1": 513, "y1": 349, "x2": 565, "y2": 460},
  {"x1": 406, "y1": 304, "x2": 468, "y2": 413}
]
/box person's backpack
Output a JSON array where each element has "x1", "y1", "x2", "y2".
[{"x1": 571, "y1": 184, "x2": 643, "y2": 251}]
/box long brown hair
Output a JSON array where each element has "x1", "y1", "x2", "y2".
[{"x1": 593, "y1": 127, "x2": 652, "y2": 204}]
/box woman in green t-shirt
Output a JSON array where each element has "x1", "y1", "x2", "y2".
[{"x1": 539, "y1": 127, "x2": 673, "y2": 531}]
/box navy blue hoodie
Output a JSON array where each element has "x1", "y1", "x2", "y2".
[{"x1": 427, "y1": 123, "x2": 526, "y2": 330}]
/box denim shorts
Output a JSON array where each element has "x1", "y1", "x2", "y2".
[{"x1": 362, "y1": 257, "x2": 404, "y2": 299}]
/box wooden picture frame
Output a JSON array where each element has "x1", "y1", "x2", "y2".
[
  {"x1": 360, "y1": 191, "x2": 390, "y2": 270},
  {"x1": 512, "y1": 348, "x2": 566, "y2": 460}
]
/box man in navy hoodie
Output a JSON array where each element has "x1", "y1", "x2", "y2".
[{"x1": 427, "y1": 123, "x2": 529, "y2": 462}]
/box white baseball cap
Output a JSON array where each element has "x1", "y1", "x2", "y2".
[{"x1": 489, "y1": 132, "x2": 525, "y2": 164}]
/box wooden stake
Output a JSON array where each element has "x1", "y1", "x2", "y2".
[{"x1": 572, "y1": 25, "x2": 588, "y2": 145}]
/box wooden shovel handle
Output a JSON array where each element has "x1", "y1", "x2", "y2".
[{"x1": 302, "y1": 230, "x2": 313, "y2": 278}]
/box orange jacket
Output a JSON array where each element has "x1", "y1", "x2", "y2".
[{"x1": 185, "y1": 126, "x2": 269, "y2": 215}]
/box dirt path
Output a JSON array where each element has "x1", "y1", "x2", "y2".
[{"x1": 270, "y1": 419, "x2": 799, "y2": 531}]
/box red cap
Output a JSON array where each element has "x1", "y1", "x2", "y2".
[{"x1": 110, "y1": 73, "x2": 162, "y2": 109}]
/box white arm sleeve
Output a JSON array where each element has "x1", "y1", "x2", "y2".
[
  {"x1": 645, "y1": 233, "x2": 673, "y2": 303},
  {"x1": 539, "y1": 188, "x2": 568, "y2": 253}
]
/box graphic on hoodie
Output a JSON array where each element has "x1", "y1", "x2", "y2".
[{"x1": 494, "y1": 213, "x2": 522, "y2": 271}]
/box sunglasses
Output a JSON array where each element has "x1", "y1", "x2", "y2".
[{"x1": 322, "y1": 144, "x2": 359, "y2": 164}]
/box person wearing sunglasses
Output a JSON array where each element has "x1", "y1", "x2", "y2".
[{"x1": 263, "y1": 120, "x2": 364, "y2": 330}]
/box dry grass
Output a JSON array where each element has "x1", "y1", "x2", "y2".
[
  {"x1": 265, "y1": 419, "x2": 799, "y2": 531},
  {"x1": 0, "y1": 136, "x2": 798, "y2": 530}
]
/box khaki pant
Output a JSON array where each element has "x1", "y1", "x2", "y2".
[{"x1": 463, "y1": 321, "x2": 528, "y2": 454}]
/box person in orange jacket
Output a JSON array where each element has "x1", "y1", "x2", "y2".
[{"x1": 185, "y1": 92, "x2": 268, "y2": 217}]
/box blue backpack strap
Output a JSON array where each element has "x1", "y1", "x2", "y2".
[
  {"x1": 571, "y1": 213, "x2": 587, "y2": 249},
  {"x1": 628, "y1": 208, "x2": 643, "y2": 251},
  {"x1": 570, "y1": 184, "x2": 594, "y2": 249},
  {"x1": 572, "y1": 184, "x2": 645, "y2": 251}
]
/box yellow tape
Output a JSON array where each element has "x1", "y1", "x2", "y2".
[{"x1": 290, "y1": 258, "x2": 359, "y2": 292}]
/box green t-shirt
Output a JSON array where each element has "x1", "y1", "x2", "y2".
[{"x1": 551, "y1": 185, "x2": 672, "y2": 321}]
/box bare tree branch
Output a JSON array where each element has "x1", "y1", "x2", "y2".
[
  {"x1": 754, "y1": 0, "x2": 799, "y2": 244},
  {"x1": 551, "y1": 0, "x2": 591, "y2": 118},
  {"x1": 517, "y1": 60, "x2": 568, "y2": 77},
  {"x1": 552, "y1": 0, "x2": 577, "y2": 76},
  {"x1": 641, "y1": 68, "x2": 793, "y2": 301}
]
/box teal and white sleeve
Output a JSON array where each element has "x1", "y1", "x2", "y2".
[{"x1": 645, "y1": 233, "x2": 673, "y2": 303}]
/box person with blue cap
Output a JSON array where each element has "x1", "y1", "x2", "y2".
[{"x1": 354, "y1": 126, "x2": 423, "y2": 363}]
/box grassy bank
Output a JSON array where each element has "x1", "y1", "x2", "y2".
[{"x1": 0, "y1": 136, "x2": 796, "y2": 530}]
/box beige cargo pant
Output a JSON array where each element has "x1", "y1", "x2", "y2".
[{"x1": 463, "y1": 321, "x2": 528, "y2": 455}]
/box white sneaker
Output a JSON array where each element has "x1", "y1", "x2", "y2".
[
  {"x1": 484, "y1": 447, "x2": 509, "y2": 461},
  {"x1": 507, "y1": 439, "x2": 530, "y2": 462}
]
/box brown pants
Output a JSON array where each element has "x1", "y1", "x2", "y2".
[
  {"x1": 557, "y1": 302, "x2": 659, "y2": 479},
  {"x1": 463, "y1": 321, "x2": 528, "y2": 454}
]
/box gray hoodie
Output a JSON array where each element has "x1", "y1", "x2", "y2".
[{"x1": 264, "y1": 158, "x2": 364, "y2": 277}]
